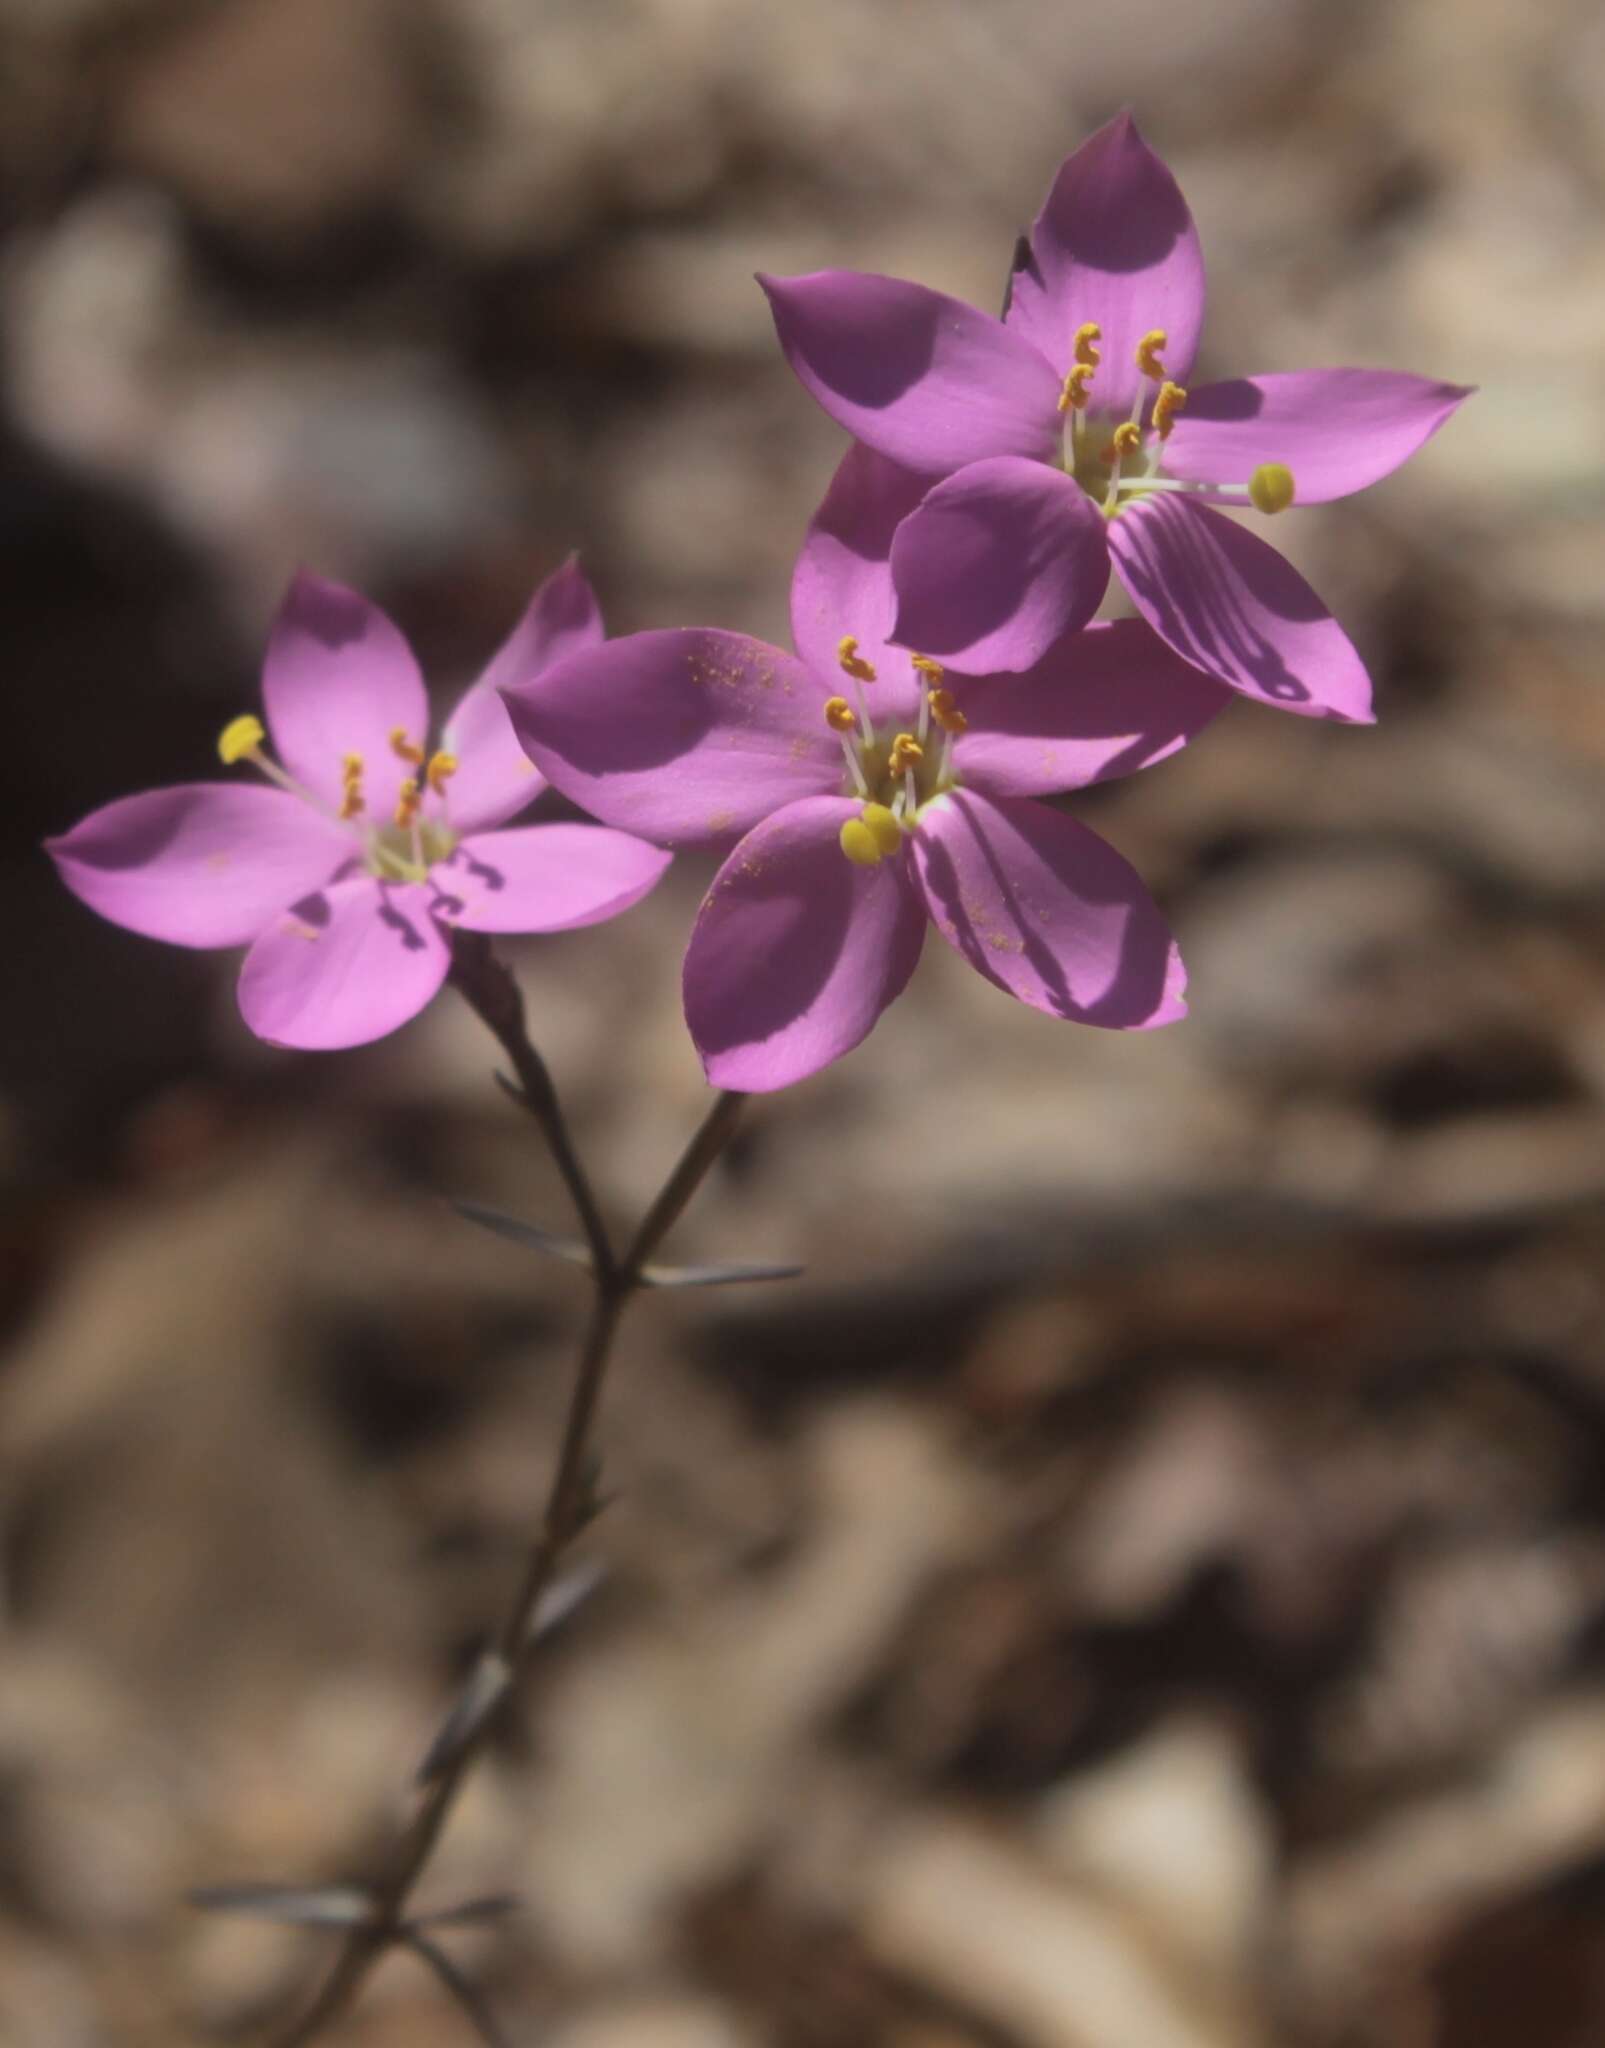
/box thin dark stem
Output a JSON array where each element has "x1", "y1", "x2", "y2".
[
  {"x1": 447, "y1": 930, "x2": 616, "y2": 1287},
  {"x1": 265, "y1": 951, "x2": 746, "y2": 2046},
  {"x1": 622, "y1": 1087, "x2": 745, "y2": 1279},
  {"x1": 402, "y1": 1930, "x2": 518, "y2": 2048}
]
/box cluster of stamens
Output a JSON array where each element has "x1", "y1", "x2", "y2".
[
  {"x1": 1058, "y1": 322, "x2": 1294, "y2": 519},
  {"x1": 826, "y1": 639, "x2": 966, "y2": 867},
  {"x1": 215, "y1": 713, "x2": 459, "y2": 881}
]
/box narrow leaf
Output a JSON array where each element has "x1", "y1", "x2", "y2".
[
  {"x1": 416, "y1": 1651, "x2": 512, "y2": 1786},
  {"x1": 410, "y1": 1893, "x2": 524, "y2": 1933},
  {"x1": 451, "y1": 1199, "x2": 592, "y2": 1269},
  {"x1": 189, "y1": 1882, "x2": 375, "y2": 1928},
  {"x1": 529, "y1": 1557, "x2": 606, "y2": 1641},
  {"x1": 637, "y1": 1256, "x2": 803, "y2": 1289}
]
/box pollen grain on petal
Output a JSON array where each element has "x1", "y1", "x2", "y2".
[
  {"x1": 839, "y1": 817, "x2": 883, "y2": 867},
  {"x1": 1249, "y1": 462, "x2": 1296, "y2": 514},
  {"x1": 860, "y1": 802, "x2": 904, "y2": 856},
  {"x1": 218, "y1": 714, "x2": 266, "y2": 765},
  {"x1": 1136, "y1": 329, "x2": 1168, "y2": 378},
  {"x1": 837, "y1": 635, "x2": 878, "y2": 684}
]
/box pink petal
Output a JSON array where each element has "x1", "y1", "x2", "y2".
[
  {"x1": 1161, "y1": 369, "x2": 1474, "y2": 504},
  {"x1": 46, "y1": 783, "x2": 352, "y2": 948},
  {"x1": 953, "y1": 619, "x2": 1233, "y2": 798},
  {"x1": 788, "y1": 442, "x2": 931, "y2": 726},
  {"x1": 759, "y1": 270, "x2": 1062, "y2": 476},
  {"x1": 889, "y1": 457, "x2": 1109, "y2": 674},
  {"x1": 682, "y1": 796, "x2": 926, "y2": 1092},
  {"x1": 436, "y1": 824, "x2": 672, "y2": 933},
  {"x1": 442, "y1": 558, "x2": 606, "y2": 832},
  {"x1": 262, "y1": 570, "x2": 429, "y2": 815},
  {"x1": 910, "y1": 789, "x2": 1186, "y2": 1028},
  {"x1": 237, "y1": 876, "x2": 450, "y2": 1050},
  {"x1": 1108, "y1": 494, "x2": 1374, "y2": 722},
  {"x1": 1005, "y1": 113, "x2": 1206, "y2": 420},
  {"x1": 501, "y1": 629, "x2": 839, "y2": 849}
]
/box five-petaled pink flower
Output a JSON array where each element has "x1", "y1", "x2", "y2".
[
  {"x1": 761, "y1": 113, "x2": 1471, "y2": 721},
  {"x1": 48, "y1": 564, "x2": 673, "y2": 1049},
  {"x1": 502, "y1": 445, "x2": 1231, "y2": 1092}
]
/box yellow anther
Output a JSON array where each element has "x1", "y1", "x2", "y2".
[
  {"x1": 339, "y1": 753, "x2": 365, "y2": 819},
  {"x1": 394, "y1": 776, "x2": 421, "y2": 828},
  {"x1": 888, "y1": 732, "x2": 924, "y2": 776},
  {"x1": 910, "y1": 653, "x2": 945, "y2": 682},
  {"x1": 218, "y1": 714, "x2": 265, "y2": 766},
  {"x1": 1057, "y1": 363, "x2": 1096, "y2": 413},
  {"x1": 859, "y1": 802, "x2": 904, "y2": 856},
  {"x1": 1151, "y1": 379, "x2": 1187, "y2": 439},
  {"x1": 839, "y1": 817, "x2": 883, "y2": 867},
  {"x1": 1248, "y1": 462, "x2": 1296, "y2": 514},
  {"x1": 837, "y1": 635, "x2": 878, "y2": 684},
  {"x1": 823, "y1": 695, "x2": 858, "y2": 733},
  {"x1": 389, "y1": 727, "x2": 425, "y2": 765},
  {"x1": 1109, "y1": 421, "x2": 1143, "y2": 460},
  {"x1": 1136, "y1": 329, "x2": 1168, "y2": 379},
  {"x1": 341, "y1": 751, "x2": 363, "y2": 782},
  {"x1": 1073, "y1": 322, "x2": 1102, "y2": 367},
  {"x1": 928, "y1": 688, "x2": 969, "y2": 735},
  {"x1": 426, "y1": 750, "x2": 458, "y2": 794}
]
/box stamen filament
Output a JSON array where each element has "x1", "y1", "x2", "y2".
[
  {"x1": 838, "y1": 732, "x2": 869, "y2": 797},
  {"x1": 1102, "y1": 421, "x2": 1143, "y2": 512}
]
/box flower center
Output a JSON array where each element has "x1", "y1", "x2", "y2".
[
  {"x1": 216, "y1": 715, "x2": 461, "y2": 883},
  {"x1": 1056, "y1": 323, "x2": 1295, "y2": 520},
  {"x1": 824, "y1": 639, "x2": 967, "y2": 867}
]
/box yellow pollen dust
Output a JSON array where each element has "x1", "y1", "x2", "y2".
[
  {"x1": 1136, "y1": 329, "x2": 1168, "y2": 379},
  {"x1": 1248, "y1": 462, "x2": 1296, "y2": 514},
  {"x1": 823, "y1": 695, "x2": 858, "y2": 733},
  {"x1": 887, "y1": 732, "x2": 924, "y2": 776},
  {"x1": 340, "y1": 751, "x2": 365, "y2": 820},
  {"x1": 928, "y1": 688, "x2": 968, "y2": 735},
  {"x1": 217, "y1": 714, "x2": 265, "y2": 765},
  {"x1": 1151, "y1": 380, "x2": 1187, "y2": 438},
  {"x1": 1073, "y1": 322, "x2": 1102, "y2": 367},
  {"x1": 1058, "y1": 363, "x2": 1096, "y2": 414},
  {"x1": 394, "y1": 776, "x2": 421, "y2": 828},
  {"x1": 837, "y1": 635, "x2": 877, "y2": 684},
  {"x1": 389, "y1": 727, "x2": 425, "y2": 765},
  {"x1": 426, "y1": 750, "x2": 458, "y2": 794},
  {"x1": 839, "y1": 803, "x2": 904, "y2": 867}
]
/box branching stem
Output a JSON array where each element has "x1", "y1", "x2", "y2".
[{"x1": 266, "y1": 936, "x2": 745, "y2": 2045}]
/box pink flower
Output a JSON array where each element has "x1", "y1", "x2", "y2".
[
  {"x1": 761, "y1": 113, "x2": 1471, "y2": 720},
  {"x1": 48, "y1": 564, "x2": 673, "y2": 1050},
  {"x1": 502, "y1": 446, "x2": 1230, "y2": 1092}
]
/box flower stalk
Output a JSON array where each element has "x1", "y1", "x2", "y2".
[{"x1": 261, "y1": 940, "x2": 749, "y2": 2047}]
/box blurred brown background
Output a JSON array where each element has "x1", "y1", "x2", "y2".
[{"x1": 4, "y1": 0, "x2": 1605, "y2": 2042}]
